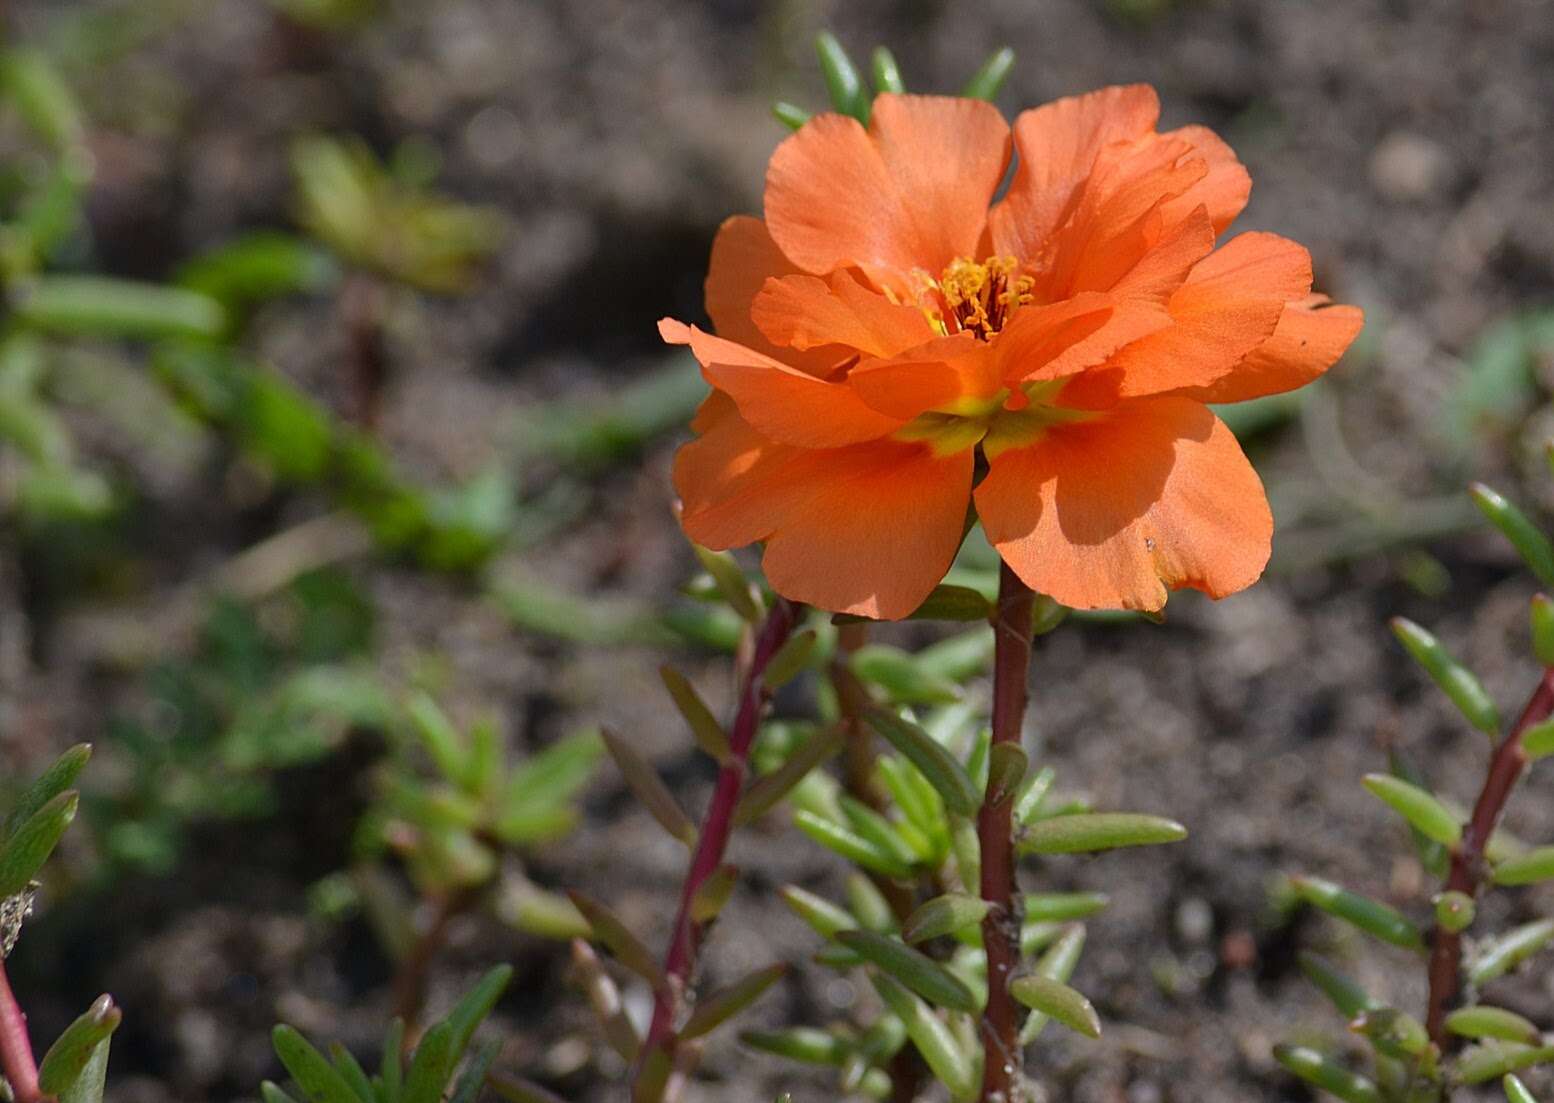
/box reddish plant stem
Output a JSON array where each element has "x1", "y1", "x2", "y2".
[
  {"x1": 633, "y1": 599, "x2": 797, "y2": 1090},
  {"x1": 392, "y1": 886, "x2": 476, "y2": 1042},
  {"x1": 341, "y1": 274, "x2": 387, "y2": 433},
  {"x1": 0, "y1": 958, "x2": 43, "y2": 1103},
  {"x1": 978, "y1": 564, "x2": 1036, "y2": 1102},
  {"x1": 830, "y1": 624, "x2": 924, "y2": 1103},
  {"x1": 1424, "y1": 665, "x2": 1554, "y2": 1045}
]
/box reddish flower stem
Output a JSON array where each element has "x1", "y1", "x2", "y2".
[
  {"x1": 0, "y1": 958, "x2": 43, "y2": 1103},
  {"x1": 1424, "y1": 665, "x2": 1554, "y2": 1045},
  {"x1": 978, "y1": 564, "x2": 1036, "y2": 1102},
  {"x1": 633, "y1": 599, "x2": 797, "y2": 1093}
]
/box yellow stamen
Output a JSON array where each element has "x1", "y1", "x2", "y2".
[{"x1": 917, "y1": 255, "x2": 1034, "y2": 340}]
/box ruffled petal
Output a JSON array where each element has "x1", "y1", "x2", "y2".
[
  {"x1": 750, "y1": 270, "x2": 936, "y2": 359},
  {"x1": 765, "y1": 94, "x2": 1011, "y2": 291},
  {"x1": 1091, "y1": 232, "x2": 1307, "y2": 399},
  {"x1": 1177, "y1": 295, "x2": 1364, "y2": 404},
  {"x1": 674, "y1": 406, "x2": 974, "y2": 619},
  {"x1": 975, "y1": 396, "x2": 1271, "y2": 610},
  {"x1": 704, "y1": 215, "x2": 843, "y2": 376},
  {"x1": 989, "y1": 84, "x2": 1161, "y2": 264},
  {"x1": 661, "y1": 319, "x2": 904, "y2": 447},
  {"x1": 1153, "y1": 125, "x2": 1251, "y2": 234}
]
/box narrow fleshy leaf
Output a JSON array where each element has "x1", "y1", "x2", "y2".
[
  {"x1": 601, "y1": 728, "x2": 697, "y2": 846},
  {"x1": 1023, "y1": 893, "x2": 1108, "y2": 923},
  {"x1": 793, "y1": 811, "x2": 913, "y2": 879},
  {"x1": 659, "y1": 666, "x2": 730, "y2": 763},
  {"x1": 1493, "y1": 847, "x2": 1554, "y2": 886},
  {"x1": 1435, "y1": 890, "x2": 1477, "y2": 933},
  {"x1": 443, "y1": 964, "x2": 513, "y2": 1062},
  {"x1": 261, "y1": 1083, "x2": 302, "y2": 1103},
  {"x1": 868, "y1": 973, "x2": 976, "y2": 1102},
  {"x1": 38, "y1": 996, "x2": 121, "y2": 1096},
  {"x1": 1471, "y1": 483, "x2": 1554, "y2": 588},
  {"x1": 1274, "y1": 1044, "x2": 1382, "y2": 1103},
  {"x1": 837, "y1": 931, "x2": 977, "y2": 1012},
  {"x1": 1531, "y1": 596, "x2": 1554, "y2": 668},
  {"x1": 1290, "y1": 876, "x2": 1426, "y2": 951},
  {"x1": 739, "y1": 1027, "x2": 848, "y2": 1065},
  {"x1": 680, "y1": 964, "x2": 788, "y2": 1039},
  {"x1": 1009, "y1": 975, "x2": 1100, "y2": 1039},
  {"x1": 863, "y1": 710, "x2": 979, "y2": 817},
  {"x1": 1523, "y1": 715, "x2": 1554, "y2": 759},
  {"x1": 690, "y1": 864, "x2": 739, "y2": 924},
  {"x1": 401, "y1": 1021, "x2": 455, "y2": 1103},
  {"x1": 1019, "y1": 924, "x2": 1086, "y2": 1044},
  {"x1": 852, "y1": 647, "x2": 960, "y2": 705},
  {"x1": 779, "y1": 884, "x2": 858, "y2": 940},
  {"x1": 447, "y1": 1040, "x2": 500, "y2": 1103},
  {"x1": 1456, "y1": 1043, "x2": 1554, "y2": 1085},
  {"x1": 1014, "y1": 766, "x2": 1056, "y2": 825},
  {"x1": 1362, "y1": 774, "x2": 1462, "y2": 846},
  {"x1": 845, "y1": 873, "x2": 895, "y2": 934},
  {"x1": 406, "y1": 694, "x2": 466, "y2": 786},
  {"x1": 0, "y1": 791, "x2": 79, "y2": 897},
  {"x1": 568, "y1": 891, "x2": 668, "y2": 990},
  {"x1": 839, "y1": 797, "x2": 918, "y2": 869},
  {"x1": 764, "y1": 629, "x2": 818, "y2": 689},
  {"x1": 272, "y1": 1026, "x2": 362, "y2": 1103},
  {"x1": 984, "y1": 744, "x2": 1027, "y2": 808},
  {"x1": 902, "y1": 894, "x2": 990, "y2": 944},
  {"x1": 328, "y1": 1043, "x2": 374, "y2": 1103},
  {"x1": 814, "y1": 31, "x2": 868, "y2": 122},
  {"x1": 570, "y1": 939, "x2": 639, "y2": 1062},
  {"x1": 1470, "y1": 919, "x2": 1554, "y2": 985},
  {"x1": 58, "y1": 1038, "x2": 109, "y2": 1103},
  {"x1": 734, "y1": 727, "x2": 845, "y2": 827},
  {"x1": 960, "y1": 47, "x2": 1015, "y2": 101},
  {"x1": 1018, "y1": 813, "x2": 1186, "y2": 855},
  {"x1": 870, "y1": 46, "x2": 905, "y2": 94},
  {"x1": 1349, "y1": 1008, "x2": 1430, "y2": 1059},
  {"x1": 693, "y1": 545, "x2": 760, "y2": 622},
  {"x1": 1391, "y1": 617, "x2": 1501, "y2": 738},
  {"x1": 1299, "y1": 953, "x2": 1381, "y2": 1018},
  {"x1": 1388, "y1": 748, "x2": 1449, "y2": 877},
  {"x1": 771, "y1": 102, "x2": 810, "y2": 131},
  {"x1": 3, "y1": 743, "x2": 90, "y2": 839},
  {"x1": 1446, "y1": 1007, "x2": 1542, "y2": 1045},
  {"x1": 380, "y1": 1019, "x2": 404, "y2": 1101},
  {"x1": 1504, "y1": 1073, "x2": 1539, "y2": 1103}
]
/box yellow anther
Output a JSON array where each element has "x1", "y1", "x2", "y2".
[{"x1": 915, "y1": 255, "x2": 1030, "y2": 341}]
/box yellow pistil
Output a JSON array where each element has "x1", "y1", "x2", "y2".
[{"x1": 918, "y1": 255, "x2": 1035, "y2": 340}]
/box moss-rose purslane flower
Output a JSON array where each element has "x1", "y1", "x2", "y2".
[{"x1": 663, "y1": 86, "x2": 1362, "y2": 619}]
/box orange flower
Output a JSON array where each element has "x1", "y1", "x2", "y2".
[{"x1": 663, "y1": 86, "x2": 1362, "y2": 619}]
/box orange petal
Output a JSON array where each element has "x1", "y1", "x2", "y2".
[
  {"x1": 1181, "y1": 295, "x2": 1365, "y2": 404},
  {"x1": 989, "y1": 84, "x2": 1161, "y2": 265},
  {"x1": 1101, "y1": 232, "x2": 1308, "y2": 398},
  {"x1": 1154, "y1": 125, "x2": 1250, "y2": 235},
  {"x1": 846, "y1": 333, "x2": 991, "y2": 420},
  {"x1": 765, "y1": 94, "x2": 1010, "y2": 291},
  {"x1": 661, "y1": 319, "x2": 903, "y2": 447},
  {"x1": 675, "y1": 410, "x2": 974, "y2": 619},
  {"x1": 751, "y1": 270, "x2": 936, "y2": 359},
  {"x1": 705, "y1": 215, "x2": 842, "y2": 376},
  {"x1": 975, "y1": 396, "x2": 1271, "y2": 610},
  {"x1": 991, "y1": 292, "x2": 1116, "y2": 384}
]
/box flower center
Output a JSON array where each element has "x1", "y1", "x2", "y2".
[
  {"x1": 894, "y1": 380, "x2": 1096, "y2": 458},
  {"x1": 916, "y1": 255, "x2": 1034, "y2": 340}
]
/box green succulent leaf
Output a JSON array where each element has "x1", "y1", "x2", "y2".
[
  {"x1": 601, "y1": 728, "x2": 697, "y2": 846},
  {"x1": 1010, "y1": 974, "x2": 1100, "y2": 1039},
  {"x1": 659, "y1": 666, "x2": 730, "y2": 763},
  {"x1": 902, "y1": 893, "x2": 991, "y2": 944},
  {"x1": 794, "y1": 809, "x2": 914, "y2": 879},
  {"x1": 1361, "y1": 773, "x2": 1462, "y2": 846},
  {"x1": 1018, "y1": 812, "x2": 1186, "y2": 855},
  {"x1": 0, "y1": 790, "x2": 78, "y2": 897},
  {"x1": 1471, "y1": 483, "x2": 1554, "y2": 589},
  {"x1": 1024, "y1": 892, "x2": 1109, "y2": 923},
  {"x1": 1470, "y1": 919, "x2": 1554, "y2": 985},
  {"x1": 836, "y1": 930, "x2": 978, "y2": 1013},
  {"x1": 3, "y1": 744, "x2": 90, "y2": 840},
  {"x1": 680, "y1": 964, "x2": 788, "y2": 1039},
  {"x1": 272, "y1": 1026, "x2": 362, "y2": 1103},
  {"x1": 1390, "y1": 617, "x2": 1501, "y2": 738},
  {"x1": 1504, "y1": 1073, "x2": 1539, "y2": 1103},
  {"x1": 1456, "y1": 1043, "x2": 1554, "y2": 1085},
  {"x1": 814, "y1": 32, "x2": 868, "y2": 122},
  {"x1": 568, "y1": 892, "x2": 668, "y2": 991},
  {"x1": 1290, "y1": 875, "x2": 1426, "y2": 951},
  {"x1": 961, "y1": 47, "x2": 1016, "y2": 101},
  {"x1": 38, "y1": 996, "x2": 121, "y2": 1096},
  {"x1": 863, "y1": 709, "x2": 979, "y2": 817},
  {"x1": 868, "y1": 973, "x2": 976, "y2": 1102},
  {"x1": 1019, "y1": 924, "x2": 1087, "y2": 1044},
  {"x1": 734, "y1": 727, "x2": 845, "y2": 828},
  {"x1": 1274, "y1": 1044, "x2": 1382, "y2": 1103},
  {"x1": 1492, "y1": 847, "x2": 1554, "y2": 886},
  {"x1": 1446, "y1": 1007, "x2": 1542, "y2": 1046},
  {"x1": 870, "y1": 47, "x2": 905, "y2": 95},
  {"x1": 1298, "y1": 952, "x2": 1381, "y2": 1018}
]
